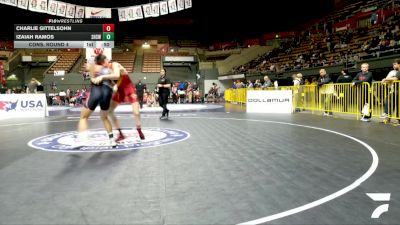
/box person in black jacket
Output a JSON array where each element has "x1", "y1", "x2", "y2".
[
  {"x1": 336, "y1": 68, "x2": 353, "y2": 83},
  {"x1": 352, "y1": 63, "x2": 373, "y2": 121},
  {"x1": 336, "y1": 68, "x2": 353, "y2": 112},
  {"x1": 317, "y1": 69, "x2": 334, "y2": 116}
]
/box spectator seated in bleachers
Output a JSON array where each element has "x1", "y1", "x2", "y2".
[
  {"x1": 226, "y1": 8, "x2": 400, "y2": 76},
  {"x1": 147, "y1": 92, "x2": 157, "y2": 107}
]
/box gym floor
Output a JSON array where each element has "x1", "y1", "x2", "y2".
[{"x1": 0, "y1": 104, "x2": 399, "y2": 225}]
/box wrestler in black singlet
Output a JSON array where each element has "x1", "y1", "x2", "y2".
[{"x1": 85, "y1": 55, "x2": 114, "y2": 111}]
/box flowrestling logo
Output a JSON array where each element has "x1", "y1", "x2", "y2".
[{"x1": 28, "y1": 127, "x2": 190, "y2": 152}]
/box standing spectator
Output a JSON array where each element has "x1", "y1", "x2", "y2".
[
  {"x1": 186, "y1": 82, "x2": 193, "y2": 103},
  {"x1": 178, "y1": 81, "x2": 186, "y2": 91},
  {"x1": 336, "y1": 69, "x2": 353, "y2": 112},
  {"x1": 325, "y1": 34, "x2": 332, "y2": 53},
  {"x1": 336, "y1": 68, "x2": 353, "y2": 83},
  {"x1": 171, "y1": 83, "x2": 178, "y2": 104},
  {"x1": 352, "y1": 63, "x2": 373, "y2": 122},
  {"x1": 213, "y1": 83, "x2": 220, "y2": 99},
  {"x1": 58, "y1": 90, "x2": 66, "y2": 105},
  {"x1": 381, "y1": 59, "x2": 400, "y2": 119},
  {"x1": 26, "y1": 78, "x2": 41, "y2": 94},
  {"x1": 207, "y1": 83, "x2": 220, "y2": 103},
  {"x1": 136, "y1": 80, "x2": 146, "y2": 108},
  {"x1": 311, "y1": 77, "x2": 318, "y2": 85},
  {"x1": 317, "y1": 69, "x2": 334, "y2": 116},
  {"x1": 192, "y1": 83, "x2": 200, "y2": 103},
  {"x1": 75, "y1": 89, "x2": 81, "y2": 104},
  {"x1": 370, "y1": 12, "x2": 378, "y2": 25},
  {"x1": 293, "y1": 73, "x2": 303, "y2": 112},
  {"x1": 304, "y1": 78, "x2": 311, "y2": 85},
  {"x1": 65, "y1": 88, "x2": 71, "y2": 105}
]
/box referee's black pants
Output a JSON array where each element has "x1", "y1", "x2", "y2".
[{"x1": 159, "y1": 92, "x2": 169, "y2": 116}]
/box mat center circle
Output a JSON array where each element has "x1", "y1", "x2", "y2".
[{"x1": 28, "y1": 127, "x2": 190, "y2": 152}]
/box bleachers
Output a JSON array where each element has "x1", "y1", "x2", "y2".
[
  {"x1": 0, "y1": 40, "x2": 13, "y2": 51},
  {"x1": 162, "y1": 51, "x2": 190, "y2": 56},
  {"x1": 47, "y1": 52, "x2": 80, "y2": 74},
  {"x1": 112, "y1": 52, "x2": 136, "y2": 73},
  {"x1": 142, "y1": 52, "x2": 161, "y2": 73},
  {"x1": 142, "y1": 51, "x2": 192, "y2": 73},
  {"x1": 236, "y1": 0, "x2": 400, "y2": 75},
  {"x1": 322, "y1": 0, "x2": 389, "y2": 24},
  {"x1": 79, "y1": 51, "x2": 136, "y2": 73}
]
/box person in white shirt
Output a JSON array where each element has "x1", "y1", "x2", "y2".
[
  {"x1": 26, "y1": 78, "x2": 41, "y2": 94},
  {"x1": 381, "y1": 59, "x2": 400, "y2": 119},
  {"x1": 262, "y1": 76, "x2": 273, "y2": 88},
  {"x1": 293, "y1": 73, "x2": 303, "y2": 112}
]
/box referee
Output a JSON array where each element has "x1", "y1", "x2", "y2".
[{"x1": 157, "y1": 69, "x2": 171, "y2": 119}]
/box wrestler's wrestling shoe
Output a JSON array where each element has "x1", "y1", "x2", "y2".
[
  {"x1": 137, "y1": 128, "x2": 145, "y2": 140},
  {"x1": 115, "y1": 134, "x2": 126, "y2": 142},
  {"x1": 109, "y1": 138, "x2": 117, "y2": 148},
  {"x1": 71, "y1": 132, "x2": 89, "y2": 149}
]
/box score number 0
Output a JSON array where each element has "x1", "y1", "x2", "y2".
[{"x1": 102, "y1": 24, "x2": 114, "y2": 32}]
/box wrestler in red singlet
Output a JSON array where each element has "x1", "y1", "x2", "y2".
[
  {"x1": 112, "y1": 72, "x2": 138, "y2": 104},
  {"x1": 108, "y1": 63, "x2": 145, "y2": 141}
]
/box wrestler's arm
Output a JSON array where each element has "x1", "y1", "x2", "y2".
[
  {"x1": 88, "y1": 63, "x2": 99, "y2": 84},
  {"x1": 99, "y1": 62, "x2": 122, "y2": 80},
  {"x1": 92, "y1": 63, "x2": 121, "y2": 85}
]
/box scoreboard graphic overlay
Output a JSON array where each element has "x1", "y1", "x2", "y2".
[{"x1": 14, "y1": 24, "x2": 114, "y2": 48}]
